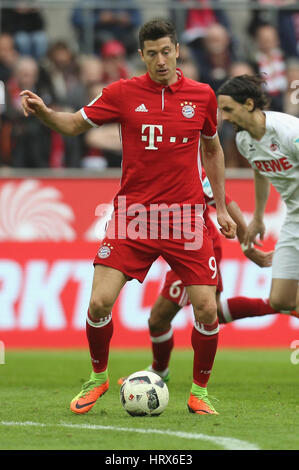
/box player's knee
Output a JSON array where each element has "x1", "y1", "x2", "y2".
[
  {"x1": 148, "y1": 306, "x2": 171, "y2": 333},
  {"x1": 89, "y1": 295, "x2": 113, "y2": 321},
  {"x1": 193, "y1": 301, "x2": 217, "y2": 325}
]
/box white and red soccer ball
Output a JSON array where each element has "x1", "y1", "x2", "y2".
[{"x1": 120, "y1": 370, "x2": 169, "y2": 416}]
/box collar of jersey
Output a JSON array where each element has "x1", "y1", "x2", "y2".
[{"x1": 145, "y1": 68, "x2": 184, "y2": 93}]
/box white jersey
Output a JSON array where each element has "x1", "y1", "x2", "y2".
[{"x1": 236, "y1": 111, "x2": 299, "y2": 221}]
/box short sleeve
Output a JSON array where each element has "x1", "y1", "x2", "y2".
[
  {"x1": 292, "y1": 136, "x2": 299, "y2": 161},
  {"x1": 235, "y1": 134, "x2": 247, "y2": 159},
  {"x1": 282, "y1": 115, "x2": 299, "y2": 161},
  {"x1": 202, "y1": 87, "x2": 218, "y2": 139},
  {"x1": 80, "y1": 80, "x2": 122, "y2": 127}
]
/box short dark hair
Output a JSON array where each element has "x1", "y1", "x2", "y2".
[
  {"x1": 139, "y1": 19, "x2": 177, "y2": 50},
  {"x1": 217, "y1": 74, "x2": 270, "y2": 110}
]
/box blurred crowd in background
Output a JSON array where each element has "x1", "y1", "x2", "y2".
[{"x1": 0, "y1": 0, "x2": 298, "y2": 170}]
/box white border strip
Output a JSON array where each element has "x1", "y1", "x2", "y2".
[
  {"x1": 194, "y1": 322, "x2": 219, "y2": 336},
  {"x1": 80, "y1": 108, "x2": 99, "y2": 128},
  {"x1": 220, "y1": 298, "x2": 233, "y2": 323},
  {"x1": 0, "y1": 421, "x2": 259, "y2": 450},
  {"x1": 150, "y1": 328, "x2": 173, "y2": 343},
  {"x1": 201, "y1": 131, "x2": 218, "y2": 140},
  {"x1": 86, "y1": 313, "x2": 112, "y2": 328}
]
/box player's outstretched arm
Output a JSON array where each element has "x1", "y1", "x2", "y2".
[
  {"x1": 244, "y1": 170, "x2": 270, "y2": 247},
  {"x1": 226, "y1": 199, "x2": 273, "y2": 268},
  {"x1": 243, "y1": 247, "x2": 273, "y2": 268},
  {"x1": 201, "y1": 135, "x2": 236, "y2": 239},
  {"x1": 20, "y1": 89, "x2": 92, "y2": 136}
]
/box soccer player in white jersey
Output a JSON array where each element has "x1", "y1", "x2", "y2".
[{"x1": 217, "y1": 75, "x2": 299, "y2": 315}]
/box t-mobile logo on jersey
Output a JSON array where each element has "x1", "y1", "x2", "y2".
[
  {"x1": 142, "y1": 124, "x2": 163, "y2": 150},
  {"x1": 141, "y1": 124, "x2": 188, "y2": 150}
]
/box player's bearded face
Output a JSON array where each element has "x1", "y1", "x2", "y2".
[
  {"x1": 218, "y1": 95, "x2": 247, "y2": 133},
  {"x1": 232, "y1": 123, "x2": 245, "y2": 133},
  {"x1": 139, "y1": 37, "x2": 179, "y2": 86}
]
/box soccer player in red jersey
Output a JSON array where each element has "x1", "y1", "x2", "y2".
[{"x1": 20, "y1": 19, "x2": 236, "y2": 415}]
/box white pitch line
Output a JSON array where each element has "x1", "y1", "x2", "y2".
[{"x1": 0, "y1": 421, "x2": 259, "y2": 450}]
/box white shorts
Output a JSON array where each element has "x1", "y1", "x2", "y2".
[{"x1": 272, "y1": 220, "x2": 299, "y2": 280}]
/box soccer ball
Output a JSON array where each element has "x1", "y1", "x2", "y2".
[{"x1": 120, "y1": 370, "x2": 169, "y2": 416}]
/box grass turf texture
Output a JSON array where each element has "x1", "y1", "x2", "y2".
[{"x1": 0, "y1": 349, "x2": 298, "y2": 450}]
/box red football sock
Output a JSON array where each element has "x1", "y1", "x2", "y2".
[
  {"x1": 86, "y1": 310, "x2": 113, "y2": 373},
  {"x1": 220, "y1": 297, "x2": 276, "y2": 323},
  {"x1": 191, "y1": 320, "x2": 219, "y2": 388},
  {"x1": 150, "y1": 327, "x2": 174, "y2": 372}
]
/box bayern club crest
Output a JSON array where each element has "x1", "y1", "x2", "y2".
[
  {"x1": 98, "y1": 243, "x2": 113, "y2": 259},
  {"x1": 181, "y1": 101, "x2": 196, "y2": 118}
]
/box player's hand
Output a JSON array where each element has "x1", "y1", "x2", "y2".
[
  {"x1": 217, "y1": 211, "x2": 237, "y2": 239},
  {"x1": 20, "y1": 89, "x2": 48, "y2": 118},
  {"x1": 244, "y1": 218, "x2": 266, "y2": 247},
  {"x1": 243, "y1": 246, "x2": 273, "y2": 268}
]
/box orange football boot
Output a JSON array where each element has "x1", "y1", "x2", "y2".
[
  {"x1": 70, "y1": 378, "x2": 109, "y2": 414},
  {"x1": 187, "y1": 393, "x2": 219, "y2": 415}
]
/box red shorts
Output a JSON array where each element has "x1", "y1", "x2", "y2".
[
  {"x1": 160, "y1": 230, "x2": 223, "y2": 307},
  {"x1": 94, "y1": 222, "x2": 218, "y2": 286}
]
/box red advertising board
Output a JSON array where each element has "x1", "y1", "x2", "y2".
[{"x1": 0, "y1": 176, "x2": 298, "y2": 348}]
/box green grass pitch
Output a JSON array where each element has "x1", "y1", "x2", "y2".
[{"x1": 0, "y1": 348, "x2": 298, "y2": 450}]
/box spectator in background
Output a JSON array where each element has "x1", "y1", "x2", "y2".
[
  {"x1": 1, "y1": 5, "x2": 48, "y2": 60},
  {"x1": 42, "y1": 41, "x2": 82, "y2": 110},
  {"x1": 71, "y1": 0, "x2": 142, "y2": 57},
  {"x1": 247, "y1": 0, "x2": 278, "y2": 37},
  {"x1": 177, "y1": 44, "x2": 200, "y2": 81},
  {"x1": 64, "y1": 54, "x2": 119, "y2": 170},
  {"x1": 175, "y1": 0, "x2": 231, "y2": 43},
  {"x1": 251, "y1": 23, "x2": 288, "y2": 111},
  {"x1": 0, "y1": 34, "x2": 20, "y2": 166},
  {"x1": 228, "y1": 61, "x2": 258, "y2": 78},
  {"x1": 77, "y1": 55, "x2": 105, "y2": 107},
  {"x1": 0, "y1": 34, "x2": 19, "y2": 84},
  {"x1": 41, "y1": 42, "x2": 92, "y2": 169},
  {"x1": 43, "y1": 51, "x2": 104, "y2": 169},
  {"x1": 248, "y1": 0, "x2": 299, "y2": 58},
  {"x1": 278, "y1": 0, "x2": 299, "y2": 58},
  {"x1": 172, "y1": 0, "x2": 232, "y2": 66},
  {"x1": 195, "y1": 23, "x2": 236, "y2": 92},
  {"x1": 101, "y1": 40, "x2": 131, "y2": 83},
  {"x1": 5, "y1": 56, "x2": 55, "y2": 167},
  {"x1": 283, "y1": 58, "x2": 299, "y2": 116}
]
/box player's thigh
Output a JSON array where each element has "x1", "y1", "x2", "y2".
[
  {"x1": 186, "y1": 284, "x2": 217, "y2": 324},
  {"x1": 149, "y1": 295, "x2": 181, "y2": 332},
  {"x1": 269, "y1": 278, "x2": 299, "y2": 311},
  {"x1": 161, "y1": 269, "x2": 190, "y2": 308},
  {"x1": 89, "y1": 264, "x2": 128, "y2": 316}
]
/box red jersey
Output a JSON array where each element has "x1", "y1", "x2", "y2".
[{"x1": 81, "y1": 69, "x2": 218, "y2": 214}]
